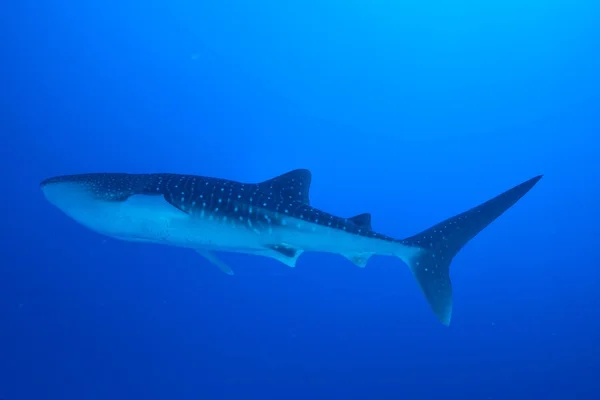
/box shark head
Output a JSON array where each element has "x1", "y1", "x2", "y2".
[
  {"x1": 41, "y1": 173, "x2": 135, "y2": 215},
  {"x1": 41, "y1": 175, "x2": 100, "y2": 215},
  {"x1": 39, "y1": 173, "x2": 163, "y2": 239}
]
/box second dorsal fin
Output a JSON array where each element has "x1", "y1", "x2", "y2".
[
  {"x1": 349, "y1": 213, "x2": 372, "y2": 230},
  {"x1": 258, "y1": 169, "x2": 312, "y2": 204}
]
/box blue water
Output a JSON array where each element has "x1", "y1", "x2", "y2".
[{"x1": 2, "y1": 0, "x2": 599, "y2": 399}]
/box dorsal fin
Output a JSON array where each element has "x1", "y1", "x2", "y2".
[
  {"x1": 349, "y1": 213, "x2": 372, "y2": 230},
  {"x1": 258, "y1": 169, "x2": 312, "y2": 204}
]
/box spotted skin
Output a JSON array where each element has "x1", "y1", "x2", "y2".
[
  {"x1": 41, "y1": 170, "x2": 397, "y2": 242},
  {"x1": 40, "y1": 170, "x2": 543, "y2": 326}
]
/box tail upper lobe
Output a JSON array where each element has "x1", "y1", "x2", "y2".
[{"x1": 398, "y1": 175, "x2": 543, "y2": 325}]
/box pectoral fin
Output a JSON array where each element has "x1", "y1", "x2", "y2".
[{"x1": 196, "y1": 250, "x2": 234, "y2": 275}]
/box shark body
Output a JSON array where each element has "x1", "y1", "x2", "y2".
[{"x1": 40, "y1": 169, "x2": 542, "y2": 325}]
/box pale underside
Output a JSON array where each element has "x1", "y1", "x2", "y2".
[{"x1": 44, "y1": 186, "x2": 420, "y2": 273}]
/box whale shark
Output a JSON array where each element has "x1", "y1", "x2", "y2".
[{"x1": 40, "y1": 170, "x2": 542, "y2": 325}]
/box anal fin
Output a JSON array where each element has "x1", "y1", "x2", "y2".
[{"x1": 196, "y1": 249, "x2": 234, "y2": 275}]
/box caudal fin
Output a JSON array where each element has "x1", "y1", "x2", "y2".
[{"x1": 399, "y1": 175, "x2": 543, "y2": 326}]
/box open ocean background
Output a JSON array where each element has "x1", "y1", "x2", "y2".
[{"x1": 2, "y1": 0, "x2": 599, "y2": 399}]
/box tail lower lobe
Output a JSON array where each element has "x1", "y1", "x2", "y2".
[{"x1": 399, "y1": 175, "x2": 543, "y2": 326}]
